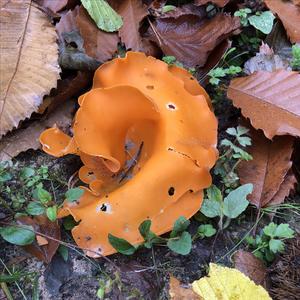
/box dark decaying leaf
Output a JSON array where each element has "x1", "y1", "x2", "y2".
[
  {"x1": 117, "y1": 0, "x2": 148, "y2": 51},
  {"x1": 34, "y1": 0, "x2": 79, "y2": 14},
  {"x1": 17, "y1": 215, "x2": 61, "y2": 264},
  {"x1": 0, "y1": 101, "x2": 75, "y2": 161},
  {"x1": 194, "y1": 0, "x2": 230, "y2": 7},
  {"x1": 227, "y1": 70, "x2": 300, "y2": 139},
  {"x1": 244, "y1": 43, "x2": 290, "y2": 75},
  {"x1": 237, "y1": 128, "x2": 295, "y2": 208},
  {"x1": 146, "y1": 12, "x2": 240, "y2": 67},
  {"x1": 233, "y1": 250, "x2": 267, "y2": 286},
  {"x1": 264, "y1": 0, "x2": 300, "y2": 43}
]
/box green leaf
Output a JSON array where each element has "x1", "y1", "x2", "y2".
[
  {"x1": 81, "y1": 0, "x2": 123, "y2": 32},
  {"x1": 26, "y1": 202, "x2": 45, "y2": 216},
  {"x1": 46, "y1": 206, "x2": 57, "y2": 222},
  {"x1": 209, "y1": 77, "x2": 220, "y2": 85},
  {"x1": 58, "y1": 245, "x2": 69, "y2": 262},
  {"x1": 65, "y1": 188, "x2": 84, "y2": 202},
  {"x1": 200, "y1": 198, "x2": 222, "y2": 218},
  {"x1": 162, "y1": 5, "x2": 176, "y2": 13},
  {"x1": 263, "y1": 222, "x2": 277, "y2": 238},
  {"x1": 0, "y1": 171, "x2": 12, "y2": 182},
  {"x1": 139, "y1": 220, "x2": 151, "y2": 239},
  {"x1": 97, "y1": 287, "x2": 105, "y2": 299},
  {"x1": 63, "y1": 216, "x2": 77, "y2": 230},
  {"x1": 162, "y1": 56, "x2": 177, "y2": 65},
  {"x1": 223, "y1": 184, "x2": 252, "y2": 219},
  {"x1": 0, "y1": 225, "x2": 35, "y2": 245},
  {"x1": 269, "y1": 239, "x2": 284, "y2": 253},
  {"x1": 167, "y1": 232, "x2": 192, "y2": 255},
  {"x1": 20, "y1": 167, "x2": 35, "y2": 179},
  {"x1": 37, "y1": 188, "x2": 51, "y2": 204},
  {"x1": 197, "y1": 224, "x2": 216, "y2": 238},
  {"x1": 206, "y1": 185, "x2": 222, "y2": 202},
  {"x1": 274, "y1": 223, "x2": 295, "y2": 239},
  {"x1": 248, "y1": 11, "x2": 275, "y2": 34},
  {"x1": 170, "y1": 216, "x2": 190, "y2": 238},
  {"x1": 108, "y1": 234, "x2": 136, "y2": 255}
]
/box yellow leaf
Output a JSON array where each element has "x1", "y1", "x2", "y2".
[{"x1": 192, "y1": 263, "x2": 272, "y2": 300}]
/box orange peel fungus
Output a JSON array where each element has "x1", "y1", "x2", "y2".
[{"x1": 40, "y1": 52, "x2": 218, "y2": 257}]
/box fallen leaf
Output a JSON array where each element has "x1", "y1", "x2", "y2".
[
  {"x1": 169, "y1": 276, "x2": 199, "y2": 300},
  {"x1": 227, "y1": 70, "x2": 300, "y2": 139},
  {"x1": 264, "y1": 0, "x2": 300, "y2": 43},
  {"x1": 81, "y1": 0, "x2": 123, "y2": 32},
  {"x1": 194, "y1": 0, "x2": 230, "y2": 7},
  {"x1": 36, "y1": 235, "x2": 49, "y2": 246},
  {"x1": 146, "y1": 13, "x2": 240, "y2": 67},
  {"x1": 0, "y1": 0, "x2": 60, "y2": 137},
  {"x1": 233, "y1": 250, "x2": 267, "y2": 286},
  {"x1": 0, "y1": 101, "x2": 75, "y2": 161},
  {"x1": 244, "y1": 42, "x2": 290, "y2": 74},
  {"x1": 237, "y1": 128, "x2": 295, "y2": 208},
  {"x1": 293, "y1": 0, "x2": 300, "y2": 6},
  {"x1": 17, "y1": 215, "x2": 61, "y2": 264},
  {"x1": 117, "y1": 0, "x2": 148, "y2": 51},
  {"x1": 76, "y1": 6, "x2": 119, "y2": 62},
  {"x1": 192, "y1": 263, "x2": 271, "y2": 299},
  {"x1": 34, "y1": 0, "x2": 78, "y2": 13}
]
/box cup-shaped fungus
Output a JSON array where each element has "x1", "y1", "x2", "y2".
[{"x1": 40, "y1": 52, "x2": 218, "y2": 257}]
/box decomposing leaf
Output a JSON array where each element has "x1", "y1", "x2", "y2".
[
  {"x1": 264, "y1": 0, "x2": 300, "y2": 43},
  {"x1": 117, "y1": 0, "x2": 148, "y2": 51},
  {"x1": 194, "y1": 0, "x2": 230, "y2": 7},
  {"x1": 34, "y1": 0, "x2": 78, "y2": 14},
  {"x1": 169, "y1": 276, "x2": 198, "y2": 300},
  {"x1": 227, "y1": 70, "x2": 300, "y2": 139},
  {"x1": 0, "y1": 101, "x2": 75, "y2": 161},
  {"x1": 244, "y1": 43, "x2": 290, "y2": 75},
  {"x1": 233, "y1": 250, "x2": 267, "y2": 286},
  {"x1": 192, "y1": 263, "x2": 271, "y2": 299},
  {"x1": 0, "y1": 0, "x2": 60, "y2": 137},
  {"x1": 238, "y1": 128, "x2": 295, "y2": 208},
  {"x1": 76, "y1": 6, "x2": 119, "y2": 62},
  {"x1": 146, "y1": 13, "x2": 240, "y2": 67},
  {"x1": 17, "y1": 215, "x2": 61, "y2": 264},
  {"x1": 81, "y1": 0, "x2": 123, "y2": 32}
]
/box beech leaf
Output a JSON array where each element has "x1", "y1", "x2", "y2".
[
  {"x1": 238, "y1": 128, "x2": 295, "y2": 208},
  {"x1": 265, "y1": 0, "x2": 300, "y2": 43},
  {"x1": 227, "y1": 70, "x2": 300, "y2": 139},
  {"x1": 81, "y1": 0, "x2": 123, "y2": 32},
  {"x1": 0, "y1": 0, "x2": 60, "y2": 137}
]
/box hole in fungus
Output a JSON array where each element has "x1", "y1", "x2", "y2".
[
  {"x1": 168, "y1": 187, "x2": 175, "y2": 196},
  {"x1": 85, "y1": 236, "x2": 91, "y2": 241},
  {"x1": 146, "y1": 85, "x2": 154, "y2": 90},
  {"x1": 69, "y1": 41, "x2": 78, "y2": 48},
  {"x1": 190, "y1": 77, "x2": 194, "y2": 80},
  {"x1": 88, "y1": 171, "x2": 94, "y2": 176},
  {"x1": 96, "y1": 203, "x2": 112, "y2": 214},
  {"x1": 100, "y1": 204, "x2": 107, "y2": 211},
  {"x1": 166, "y1": 103, "x2": 177, "y2": 110}
]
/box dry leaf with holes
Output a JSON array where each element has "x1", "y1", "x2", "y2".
[
  {"x1": 227, "y1": 70, "x2": 300, "y2": 139},
  {"x1": 0, "y1": 0, "x2": 60, "y2": 138},
  {"x1": 238, "y1": 128, "x2": 295, "y2": 208},
  {"x1": 264, "y1": 0, "x2": 300, "y2": 43},
  {"x1": 233, "y1": 250, "x2": 267, "y2": 286}
]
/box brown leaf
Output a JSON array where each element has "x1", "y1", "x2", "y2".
[
  {"x1": 233, "y1": 250, "x2": 267, "y2": 286},
  {"x1": 169, "y1": 276, "x2": 199, "y2": 300},
  {"x1": 244, "y1": 43, "x2": 291, "y2": 75},
  {"x1": 264, "y1": 0, "x2": 300, "y2": 43},
  {"x1": 0, "y1": 0, "x2": 60, "y2": 137},
  {"x1": 227, "y1": 70, "x2": 300, "y2": 139},
  {"x1": 0, "y1": 101, "x2": 75, "y2": 161},
  {"x1": 76, "y1": 6, "x2": 119, "y2": 63},
  {"x1": 117, "y1": 0, "x2": 148, "y2": 51},
  {"x1": 238, "y1": 128, "x2": 295, "y2": 208},
  {"x1": 36, "y1": 235, "x2": 49, "y2": 246},
  {"x1": 17, "y1": 215, "x2": 61, "y2": 264},
  {"x1": 146, "y1": 13, "x2": 240, "y2": 67},
  {"x1": 56, "y1": 6, "x2": 79, "y2": 41},
  {"x1": 34, "y1": 0, "x2": 78, "y2": 13},
  {"x1": 194, "y1": 0, "x2": 230, "y2": 7}
]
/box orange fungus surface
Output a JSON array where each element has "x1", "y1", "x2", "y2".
[{"x1": 39, "y1": 52, "x2": 218, "y2": 257}]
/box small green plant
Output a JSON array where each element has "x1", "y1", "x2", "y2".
[
  {"x1": 214, "y1": 126, "x2": 252, "y2": 190},
  {"x1": 234, "y1": 8, "x2": 252, "y2": 26},
  {"x1": 291, "y1": 44, "x2": 300, "y2": 69},
  {"x1": 246, "y1": 222, "x2": 295, "y2": 263},
  {"x1": 162, "y1": 55, "x2": 196, "y2": 74},
  {"x1": 200, "y1": 184, "x2": 253, "y2": 230},
  {"x1": 108, "y1": 216, "x2": 216, "y2": 256},
  {"x1": 208, "y1": 66, "x2": 242, "y2": 85}
]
